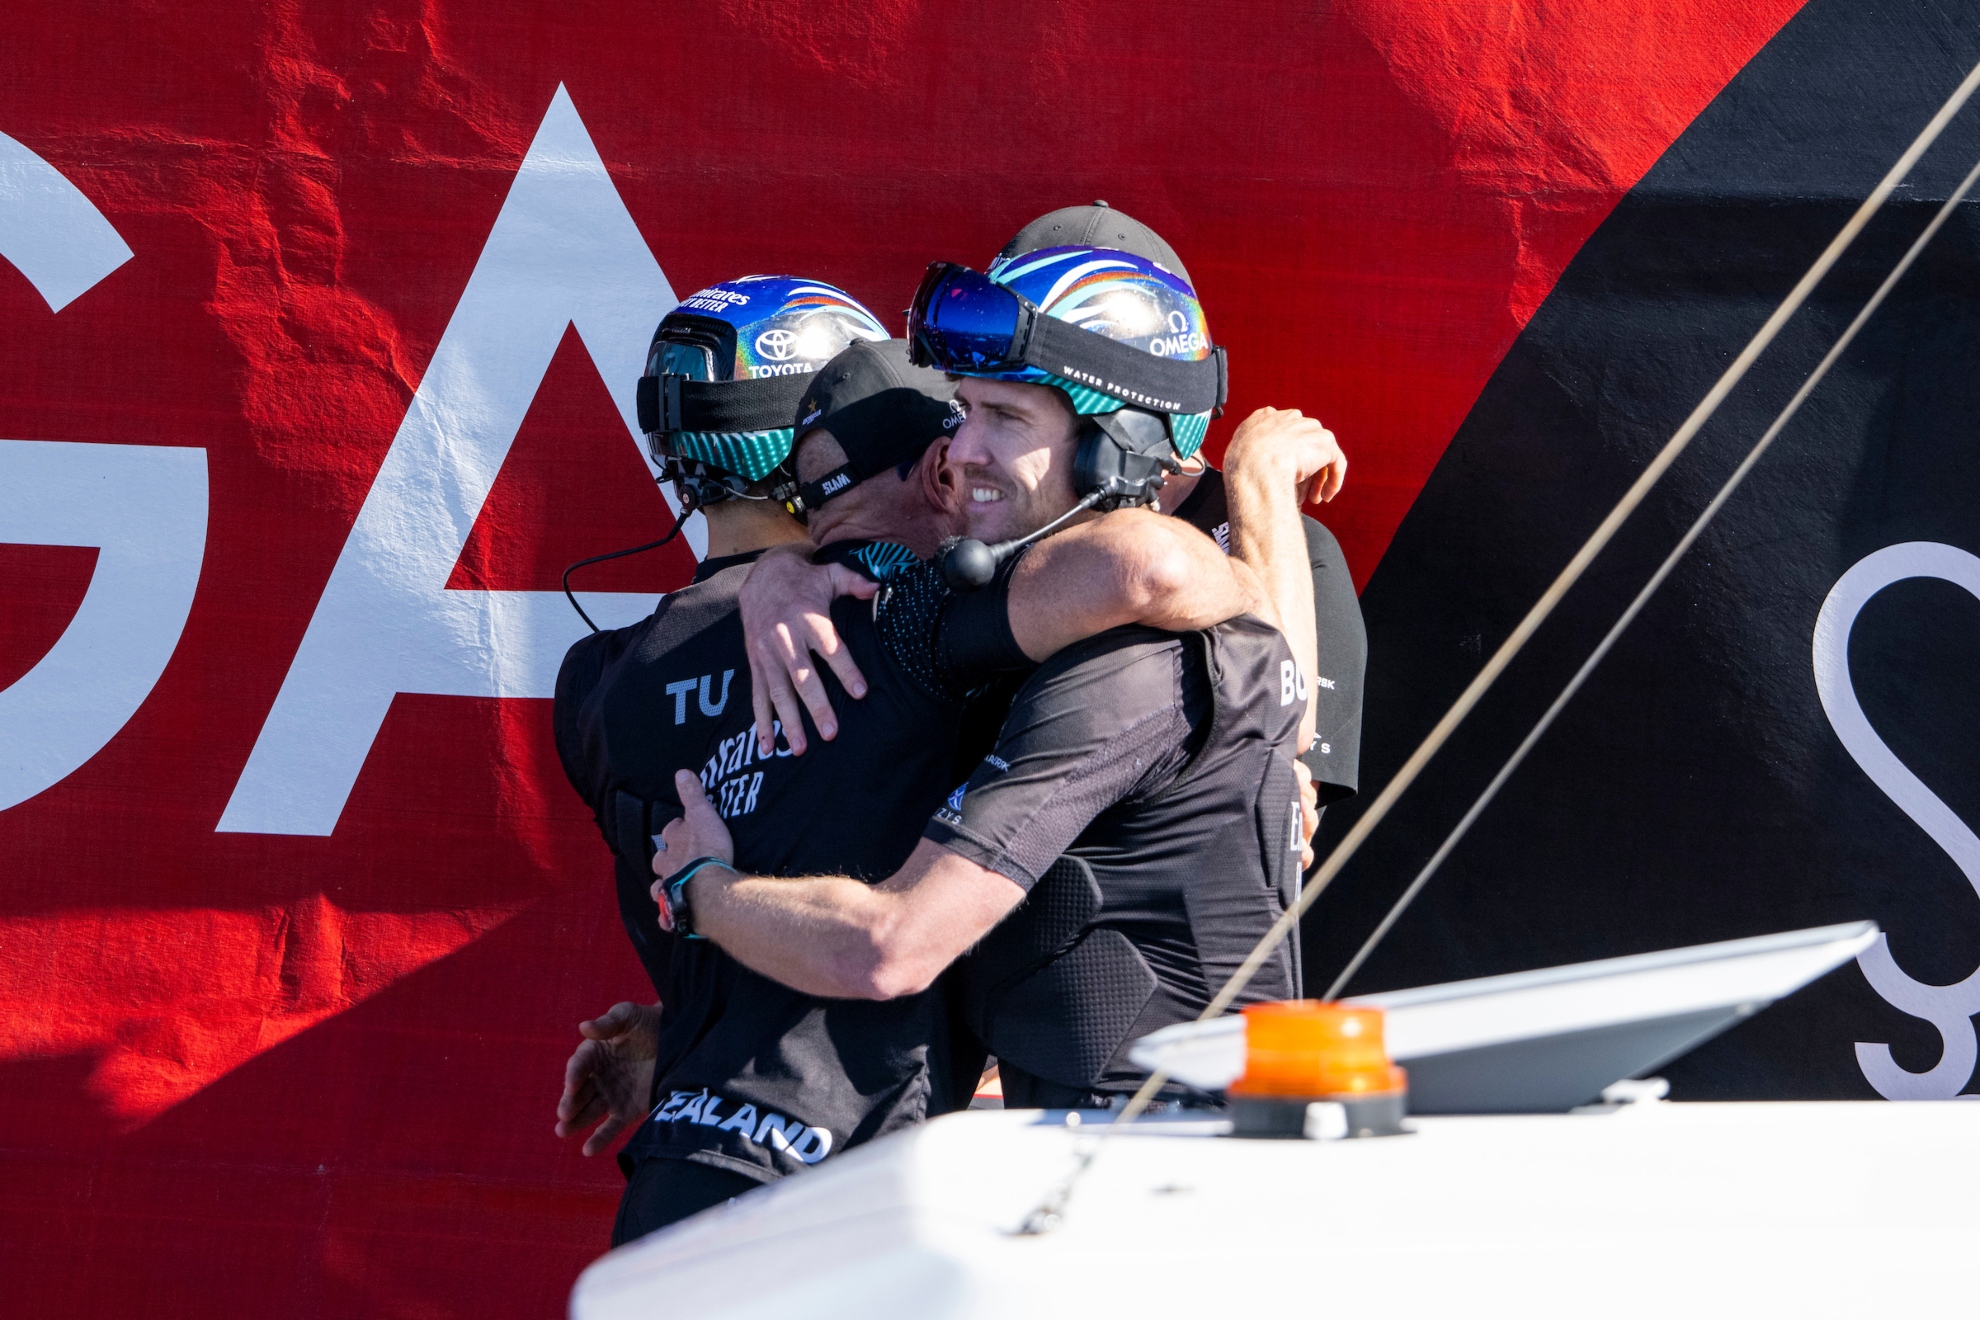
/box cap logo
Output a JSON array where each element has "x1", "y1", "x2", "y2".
[
  {"x1": 820, "y1": 473, "x2": 851, "y2": 496},
  {"x1": 755, "y1": 328, "x2": 798, "y2": 361},
  {"x1": 942, "y1": 402, "x2": 964, "y2": 429},
  {"x1": 801, "y1": 407, "x2": 823, "y2": 426}
]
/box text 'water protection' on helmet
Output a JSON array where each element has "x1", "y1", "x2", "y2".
[{"x1": 640, "y1": 276, "x2": 888, "y2": 485}]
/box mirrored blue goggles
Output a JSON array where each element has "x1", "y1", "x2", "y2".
[
  {"x1": 907, "y1": 260, "x2": 1230, "y2": 419},
  {"x1": 907, "y1": 262, "x2": 1040, "y2": 374}
]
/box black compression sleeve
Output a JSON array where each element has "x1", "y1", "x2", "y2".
[
  {"x1": 875, "y1": 552, "x2": 1033, "y2": 704},
  {"x1": 935, "y1": 547, "x2": 1029, "y2": 682},
  {"x1": 874, "y1": 563, "x2": 963, "y2": 703}
]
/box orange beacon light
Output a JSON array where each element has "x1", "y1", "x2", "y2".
[{"x1": 1227, "y1": 1001, "x2": 1410, "y2": 1138}]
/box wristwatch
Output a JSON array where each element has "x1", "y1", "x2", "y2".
[{"x1": 662, "y1": 855, "x2": 736, "y2": 940}]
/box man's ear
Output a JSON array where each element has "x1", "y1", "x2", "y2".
[{"x1": 921, "y1": 442, "x2": 961, "y2": 515}]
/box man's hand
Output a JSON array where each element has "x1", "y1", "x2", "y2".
[
  {"x1": 739, "y1": 544, "x2": 879, "y2": 755},
  {"x1": 555, "y1": 1001, "x2": 662, "y2": 1157},
  {"x1": 1225, "y1": 407, "x2": 1346, "y2": 506},
  {"x1": 651, "y1": 770, "x2": 737, "y2": 930},
  {"x1": 1293, "y1": 760, "x2": 1319, "y2": 871}
]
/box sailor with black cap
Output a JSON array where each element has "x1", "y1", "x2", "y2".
[
  {"x1": 557, "y1": 333, "x2": 1271, "y2": 1241},
  {"x1": 788, "y1": 338, "x2": 967, "y2": 515}
]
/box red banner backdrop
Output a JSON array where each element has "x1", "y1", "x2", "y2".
[{"x1": 0, "y1": 3, "x2": 1797, "y2": 1313}]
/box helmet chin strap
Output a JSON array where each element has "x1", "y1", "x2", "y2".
[{"x1": 660, "y1": 455, "x2": 772, "y2": 509}]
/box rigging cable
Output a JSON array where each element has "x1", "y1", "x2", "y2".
[
  {"x1": 1325, "y1": 146, "x2": 1980, "y2": 1001},
  {"x1": 1012, "y1": 53, "x2": 1980, "y2": 1237}
]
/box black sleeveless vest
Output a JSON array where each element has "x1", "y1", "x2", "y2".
[{"x1": 957, "y1": 616, "x2": 1306, "y2": 1096}]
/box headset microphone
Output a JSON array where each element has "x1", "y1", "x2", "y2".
[
  {"x1": 940, "y1": 407, "x2": 1187, "y2": 591},
  {"x1": 939, "y1": 487, "x2": 1111, "y2": 590}
]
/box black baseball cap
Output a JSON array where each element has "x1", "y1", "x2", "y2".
[
  {"x1": 995, "y1": 201, "x2": 1193, "y2": 287},
  {"x1": 792, "y1": 339, "x2": 963, "y2": 511}
]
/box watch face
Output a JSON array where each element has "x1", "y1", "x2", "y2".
[{"x1": 666, "y1": 864, "x2": 712, "y2": 940}]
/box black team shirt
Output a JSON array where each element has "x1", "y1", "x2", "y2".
[
  {"x1": 554, "y1": 542, "x2": 1013, "y2": 1185},
  {"x1": 1170, "y1": 467, "x2": 1366, "y2": 807},
  {"x1": 560, "y1": 498, "x2": 1330, "y2": 1149},
  {"x1": 883, "y1": 484, "x2": 1317, "y2": 1107},
  {"x1": 926, "y1": 611, "x2": 1308, "y2": 1107}
]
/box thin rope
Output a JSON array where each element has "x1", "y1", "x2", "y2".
[
  {"x1": 1325, "y1": 149, "x2": 1980, "y2": 1001},
  {"x1": 1013, "y1": 54, "x2": 1980, "y2": 1237}
]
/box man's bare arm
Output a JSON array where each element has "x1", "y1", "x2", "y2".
[
  {"x1": 653, "y1": 771, "x2": 1024, "y2": 999},
  {"x1": 1224, "y1": 408, "x2": 1344, "y2": 752},
  {"x1": 1005, "y1": 507, "x2": 1263, "y2": 660},
  {"x1": 738, "y1": 508, "x2": 1261, "y2": 742}
]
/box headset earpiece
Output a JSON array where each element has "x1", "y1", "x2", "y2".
[
  {"x1": 1070, "y1": 417, "x2": 1109, "y2": 499},
  {"x1": 1071, "y1": 407, "x2": 1181, "y2": 510},
  {"x1": 939, "y1": 406, "x2": 1183, "y2": 592}
]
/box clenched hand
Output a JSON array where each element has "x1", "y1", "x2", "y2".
[
  {"x1": 1293, "y1": 760, "x2": 1320, "y2": 871},
  {"x1": 555, "y1": 1000, "x2": 662, "y2": 1157},
  {"x1": 1225, "y1": 407, "x2": 1347, "y2": 506}
]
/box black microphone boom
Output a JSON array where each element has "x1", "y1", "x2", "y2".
[
  {"x1": 940, "y1": 536, "x2": 1001, "y2": 590},
  {"x1": 939, "y1": 487, "x2": 1110, "y2": 590}
]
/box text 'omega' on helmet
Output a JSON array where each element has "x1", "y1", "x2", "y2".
[{"x1": 977, "y1": 245, "x2": 1219, "y2": 458}]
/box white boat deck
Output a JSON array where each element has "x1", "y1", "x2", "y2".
[{"x1": 572, "y1": 1098, "x2": 1977, "y2": 1318}]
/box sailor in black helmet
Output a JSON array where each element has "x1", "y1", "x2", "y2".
[
  {"x1": 655, "y1": 217, "x2": 1348, "y2": 1110},
  {"x1": 557, "y1": 306, "x2": 1272, "y2": 1239}
]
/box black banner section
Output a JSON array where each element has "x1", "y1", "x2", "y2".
[{"x1": 1310, "y1": 0, "x2": 1980, "y2": 1100}]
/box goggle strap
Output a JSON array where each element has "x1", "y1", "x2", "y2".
[
  {"x1": 636, "y1": 371, "x2": 815, "y2": 436},
  {"x1": 1028, "y1": 314, "x2": 1226, "y2": 415},
  {"x1": 635, "y1": 374, "x2": 663, "y2": 433}
]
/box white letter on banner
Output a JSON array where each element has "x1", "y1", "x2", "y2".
[
  {"x1": 0, "y1": 128, "x2": 133, "y2": 311},
  {"x1": 0, "y1": 442, "x2": 207, "y2": 812},
  {"x1": 218, "y1": 85, "x2": 700, "y2": 836},
  {"x1": 1813, "y1": 542, "x2": 1980, "y2": 1100},
  {"x1": 0, "y1": 130, "x2": 189, "y2": 815}
]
